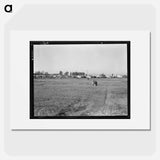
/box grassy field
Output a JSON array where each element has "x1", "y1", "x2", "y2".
[{"x1": 34, "y1": 78, "x2": 128, "y2": 117}]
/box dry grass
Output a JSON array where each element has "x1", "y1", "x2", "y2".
[{"x1": 34, "y1": 78, "x2": 128, "y2": 117}]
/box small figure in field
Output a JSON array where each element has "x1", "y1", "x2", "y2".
[{"x1": 92, "y1": 80, "x2": 98, "y2": 86}]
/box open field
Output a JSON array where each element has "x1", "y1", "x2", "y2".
[{"x1": 34, "y1": 78, "x2": 128, "y2": 117}]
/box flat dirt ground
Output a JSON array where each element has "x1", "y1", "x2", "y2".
[{"x1": 34, "y1": 78, "x2": 128, "y2": 117}]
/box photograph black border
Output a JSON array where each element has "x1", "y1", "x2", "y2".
[{"x1": 30, "y1": 41, "x2": 130, "y2": 119}]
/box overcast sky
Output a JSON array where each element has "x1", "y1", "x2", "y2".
[{"x1": 34, "y1": 44, "x2": 127, "y2": 75}]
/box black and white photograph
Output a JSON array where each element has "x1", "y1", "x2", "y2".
[{"x1": 30, "y1": 41, "x2": 130, "y2": 119}]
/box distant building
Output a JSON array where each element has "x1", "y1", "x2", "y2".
[
  {"x1": 34, "y1": 74, "x2": 46, "y2": 79},
  {"x1": 98, "y1": 74, "x2": 106, "y2": 78},
  {"x1": 122, "y1": 75, "x2": 127, "y2": 78},
  {"x1": 117, "y1": 75, "x2": 123, "y2": 78},
  {"x1": 86, "y1": 75, "x2": 91, "y2": 79},
  {"x1": 70, "y1": 72, "x2": 86, "y2": 78},
  {"x1": 52, "y1": 74, "x2": 59, "y2": 78},
  {"x1": 110, "y1": 74, "x2": 117, "y2": 78}
]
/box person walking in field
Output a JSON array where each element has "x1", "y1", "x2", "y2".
[{"x1": 92, "y1": 80, "x2": 98, "y2": 86}]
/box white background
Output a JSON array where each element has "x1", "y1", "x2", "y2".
[
  {"x1": 10, "y1": 31, "x2": 150, "y2": 130},
  {"x1": 1, "y1": 0, "x2": 160, "y2": 160}
]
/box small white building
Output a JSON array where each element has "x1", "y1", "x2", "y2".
[{"x1": 117, "y1": 75, "x2": 123, "y2": 78}]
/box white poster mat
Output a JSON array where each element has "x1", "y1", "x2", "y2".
[{"x1": 10, "y1": 31, "x2": 150, "y2": 130}]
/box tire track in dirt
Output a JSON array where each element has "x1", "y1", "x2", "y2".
[
  {"x1": 103, "y1": 89, "x2": 108, "y2": 106},
  {"x1": 102, "y1": 88, "x2": 111, "y2": 115}
]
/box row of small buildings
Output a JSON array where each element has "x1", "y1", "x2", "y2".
[{"x1": 34, "y1": 72, "x2": 127, "y2": 79}]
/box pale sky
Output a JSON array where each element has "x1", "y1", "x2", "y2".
[{"x1": 34, "y1": 44, "x2": 127, "y2": 75}]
